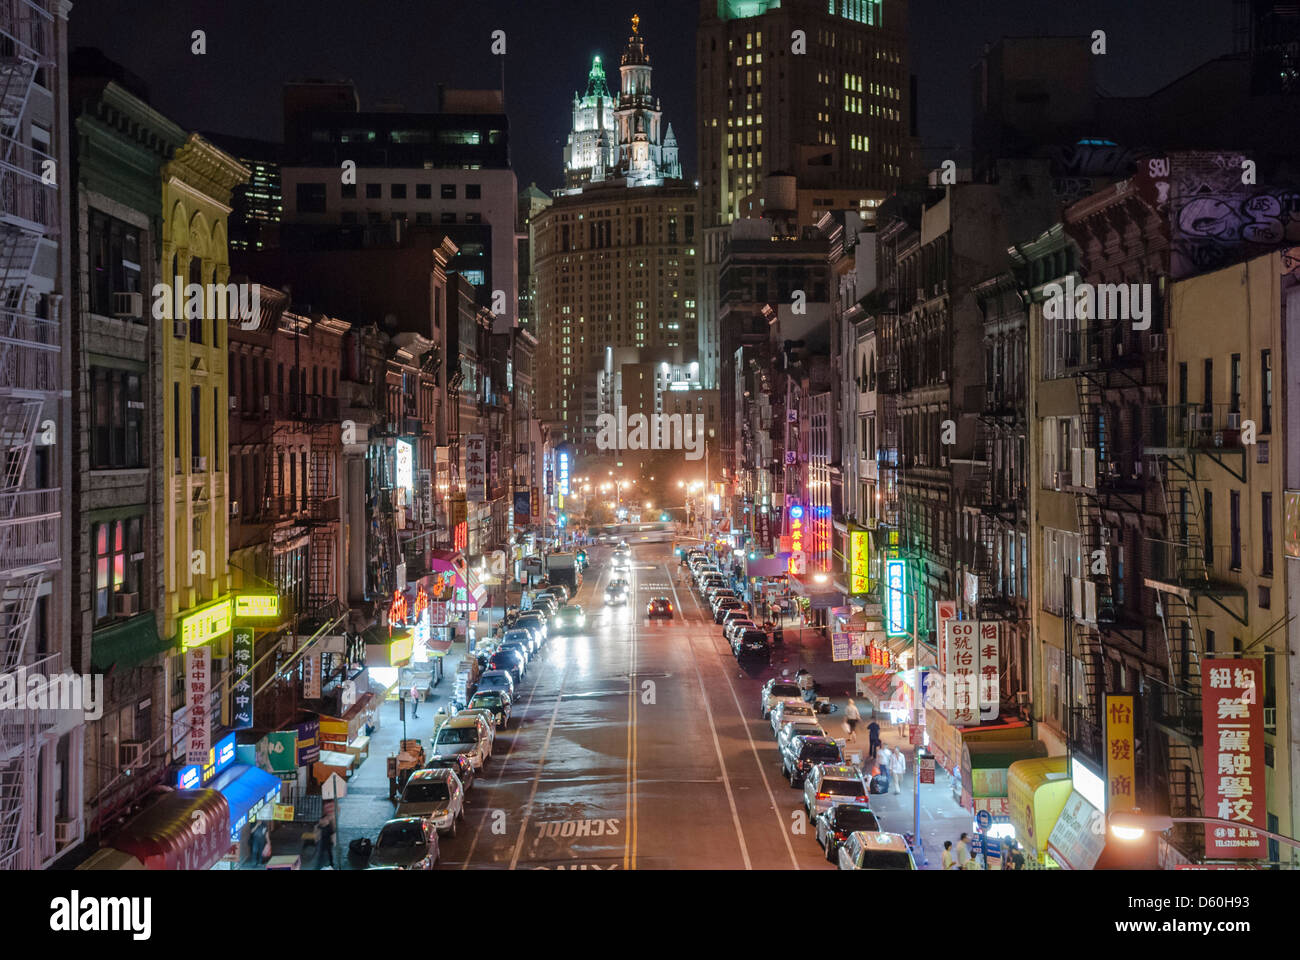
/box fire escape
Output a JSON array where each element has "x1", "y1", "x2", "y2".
[
  {"x1": 1143, "y1": 396, "x2": 1249, "y2": 858},
  {"x1": 964, "y1": 356, "x2": 1022, "y2": 622},
  {"x1": 876, "y1": 305, "x2": 901, "y2": 537},
  {"x1": 0, "y1": 0, "x2": 60, "y2": 872}
]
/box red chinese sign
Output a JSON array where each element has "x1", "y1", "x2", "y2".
[
  {"x1": 389, "y1": 590, "x2": 408, "y2": 633},
  {"x1": 1202, "y1": 658, "x2": 1266, "y2": 859},
  {"x1": 945, "y1": 621, "x2": 977, "y2": 723},
  {"x1": 454, "y1": 521, "x2": 468, "y2": 551}
]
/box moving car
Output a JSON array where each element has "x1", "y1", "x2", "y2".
[
  {"x1": 760, "y1": 678, "x2": 804, "y2": 720},
  {"x1": 815, "y1": 804, "x2": 881, "y2": 862},
  {"x1": 803, "y1": 764, "x2": 871, "y2": 817},
  {"x1": 780, "y1": 735, "x2": 844, "y2": 787},
  {"x1": 469, "y1": 690, "x2": 512, "y2": 729},
  {"x1": 837, "y1": 831, "x2": 917, "y2": 870},
  {"x1": 370, "y1": 817, "x2": 439, "y2": 870},
  {"x1": 556, "y1": 604, "x2": 586, "y2": 631},
  {"x1": 613, "y1": 553, "x2": 631, "y2": 570},
  {"x1": 769, "y1": 699, "x2": 819, "y2": 736},
  {"x1": 605, "y1": 583, "x2": 628, "y2": 605},
  {"x1": 395, "y1": 768, "x2": 465, "y2": 837},
  {"x1": 646, "y1": 596, "x2": 674, "y2": 619},
  {"x1": 430, "y1": 714, "x2": 495, "y2": 770},
  {"x1": 608, "y1": 577, "x2": 631, "y2": 594},
  {"x1": 423, "y1": 753, "x2": 476, "y2": 793}
]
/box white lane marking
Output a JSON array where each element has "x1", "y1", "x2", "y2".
[
  {"x1": 506, "y1": 664, "x2": 572, "y2": 870},
  {"x1": 675, "y1": 563, "x2": 801, "y2": 870},
  {"x1": 666, "y1": 564, "x2": 753, "y2": 869}
]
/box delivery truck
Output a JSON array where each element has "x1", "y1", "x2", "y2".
[{"x1": 545, "y1": 552, "x2": 582, "y2": 595}]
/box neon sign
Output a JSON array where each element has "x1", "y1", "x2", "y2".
[
  {"x1": 885, "y1": 558, "x2": 907, "y2": 637},
  {"x1": 788, "y1": 502, "x2": 805, "y2": 574},
  {"x1": 389, "y1": 590, "x2": 408, "y2": 634},
  {"x1": 179, "y1": 597, "x2": 233, "y2": 649},
  {"x1": 558, "y1": 451, "x2": 570, "y2": 496},
  {"x1": 235, "y1": 594, "x2": 279, "y2": 618}
]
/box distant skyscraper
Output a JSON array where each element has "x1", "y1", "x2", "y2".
[
  {"x1": 694, "y1": 0, "x2": 913, "y2": 388},
  {"x1": 560, "y1": 16, "x2": 682, "y2": 192},
  {"x1": 536, "y1": 18, "x2": 697, "y2": 447}
]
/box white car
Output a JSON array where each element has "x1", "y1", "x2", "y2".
[
  {"x1": 769, "y1": 699, "x2": 819, "y2": 737},
  {"x1": 760, "y1": 678, "x2": 804, "y2": 720},
  {"x1": 838, "y1": 831, "x2": 918, "y2": 870},
  {"x1": 777, "y1": 719, "x2": 826, "y2": 754},
  {"x1": 431, "y1": 714, "x2": 495, "y2": 769},
  {"x1": 394, "y1": 768, "x2": 465, "y2": 837},
  {"x1": 724, "y1": 619, "x2": 757, "y2": 644}
]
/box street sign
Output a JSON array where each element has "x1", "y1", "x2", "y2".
[
  {"x1": 975, "y1": 809, "x2": 992, "y2": 831},
  {"x1": 909, "y1": 723, "x2": 925, "y2": 745},
  {"x1": 918, "y1": 756, "x2": 936, "y2": 784},
  {"x1": 321, "y1": 773, "x2": 348, "y2": 800}
]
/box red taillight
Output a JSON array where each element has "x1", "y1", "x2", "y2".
[{"x1": 816, "y1": 793, "x2": 829, "y2": 799}]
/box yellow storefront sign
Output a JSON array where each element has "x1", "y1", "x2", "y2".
[
  {"x1": 849, "y1": 529, "x2": 871, "y2": 594},
  {"x1": 235, "y1": 594, "x2": 280, "y2": 618},
  {"x1": 179, "y1": 597, "x2": 233, "y2": 649},
  {"x1": 1007, "y1": 756, "x2": 1072, "y2": 863},
  {"x1": 1105, "y1": 695, "x2": 1136, "y2": 813}
]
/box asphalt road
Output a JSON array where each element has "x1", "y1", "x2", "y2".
[{"x1": 437, "y1": 539, "x2": 858, "y2": 871}]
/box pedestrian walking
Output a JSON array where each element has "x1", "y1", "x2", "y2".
[
  {"x1": 867, "y1": 718, "x2": 882, "y2": 759},
  {"x1": 318, "y1": 809, "x2": 336, "y2": 868},
  {"x1": 941, "y1": 840, "x2": 957, "y2": 871},
  {"x1": 843, "y1": 698, "x2": 861, "y2": 743},
  {"x1": 890, "y1": 747, "x2": 906, "y2": 794},
  {"x1": 955, "y1": 832, "x2": 972, "y2": 869},
  {"x1": 409, "y1": 683, "x2": 421, "y2": 718}
]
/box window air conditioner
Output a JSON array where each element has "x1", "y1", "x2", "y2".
[
  {"x1": 1264, "y1": 707, "x2": 1277, "y2": 730},
  {"x1": 119, "y1": 740, "x2": 150, "y2": 771},
  {"x1": 112, "y1": 291, "x2": 143, "y2": 319},
  {"x1": 115, "y1": 592, "x2": 139, "y2": 616},
  {"x1": 54, "y1": 819, "x2": 77, "y2": 847}
]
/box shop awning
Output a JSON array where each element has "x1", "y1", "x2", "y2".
[
  {"x1": 106, "y1": 789, "x2": 231, "y2": 871},
  {"x1": 858, "y1": 673, "x2": 898, "y2": 707},
  {"x1": 961, "y1": 740, "x2": 1049, "y2": 805},
  {"x1": 211, "y1": 764, "x2": 281, "y2": 841},
  {"x1": 90, "y1": 614, "x2": 172, "y2": 673},
  {"x1": 1007, "y1": 756, "x2": 1072, "y2": 861}
]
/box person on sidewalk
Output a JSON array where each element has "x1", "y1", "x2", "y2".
[
  {"x1": 409, "y1": 684, "x2": 421, "y2": 718},
  {"x1": 941, "y1": 840, "x2": 957, "y2": 871},
  {"x1": 318, "y1": 809, "x2": 335, "y2": 869},
  {"x1": 889, "y1": 746, "x2": 906, "y2": 793},
  {"x1": 866, "y1": 718, "x2": 881, "y2": 759},
  {"x1": 843, "y1": 698, "x2": 861, "y2": 743},
  {"x1": 955, "y1": 832, "x2": 972, "y2": 869}
]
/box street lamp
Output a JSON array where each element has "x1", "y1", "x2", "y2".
[{"x1": 1108, "y1": 810, "x2": 1300, "y2": 853}]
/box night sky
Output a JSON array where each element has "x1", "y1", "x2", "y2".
[{"x1": 72, "y1": 0, "x2": 1233, "y2": 191}]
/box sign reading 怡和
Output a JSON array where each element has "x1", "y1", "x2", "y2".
[
  {"x1": 944, "y1": 621, "x2": 977, "y2": 723},
  {"x1": 1202, "y1": 659, "x2": 1266, "y2": 859},
  {"x1": 1105, "y1": 695, "x2": 1136, "y2": 814}
]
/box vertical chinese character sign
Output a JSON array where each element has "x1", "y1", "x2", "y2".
[
  {"x1": 978, "y1": 621, "x2": 999, "y2": 720},
  {"x1": 302, "y1": 651, "x2": 322, "y2": 700},
  {"x1": 466, "y1": 435, "x2": 486, "y2": 503},
  {"x1": 1105, "y1": 695, "x2": 1135, "y2": 814},
  {"x1": 186, "y1": 646, "x2": 211, "y2": 765},
  {"x1": 232, "y1": 627, "x2": 254, "y2": 729},
  {"x1": 945, "y1": 621, "x2": 977, "y2": 724},
  {"x1": 935, "y1": 600, "x2": 957, "y2": 674},
  {"x1": 1202, "y1": 659, "x2": 1266, "y2": 859}
]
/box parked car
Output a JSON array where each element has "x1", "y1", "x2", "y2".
[
  {"x1": 733, "y1": 629, "x2": 770, "y2": 663},
  {"x1": 487, "y1": 648, "x2": 525, "y2": 686},
  {"x1": 760, "y1": 678, "x2": 804, "y2": 720},
  {"x1": 777, "y1": 719, "x2": 826, "y2": 755},
  {"x1": 514, "y1": 613, "x2": 548, "y2": 643},
  {"x1": 815, "y1": 803, "x2": 881, "y2": 862},
  {"x1": 720, "y1": 609, "x2": 753, "y2": 632},
  {"x1": 542, "y1": 584, "x2": 569, "y2": 605},
  {"x1": 499, "y1": 638, "x2": 532, "y2": 667},
  {"x1": 395, "y1": 767, "x2": 465, "y2": 837},
  {"x1": 423, "y1": 753, "x2": 476, "y2": 793},
  {"x1": 457, "y1": 707, "x2": 502, "y2": 734},
  {"x1": 780, "y1": 735, "x2": 844, "y2": 787},
  {"x1": 502, "y1": 627, "x2": 539, "y2": 655},
  {"x1": 469, "y1": 690, "x2": 512, "y2": 729},
  {"x1": 556, "y1": 604, "x2": 586, "y2": 631},
  {"x1": 532, "y1": 596, "x2": 559, "y2": 618},
  {"x1": 370, "y1": 817, "x2": 439, "y2": 870},
  {"x1": 837, "y1": 831, "x2": 917, "y2": 870},
  {"x1": 713, "y1": 598, "x2": 745, "y2": 623},
  {"x1": 430, "y1": 714, "x2": 495, "y2": 770},
  {"x1": 769, "y1": 699, "x2": 819, "y2": 736},
  {"x1": 723, "y1": 619, "x2": 758, "y2": 646},
  {"x1": 473, "y1": 671, "x2": 512, "y2": 697},
  {"x1": 803, "y1": 764, "x2": 871, "y2": 818},
  {"x1": 646, "y1": 597, "x2": 674, "y2": 619}
]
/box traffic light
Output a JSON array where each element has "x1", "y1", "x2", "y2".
[{"x1": 577, "y1": 550, "x2": 587, "y2": 563}]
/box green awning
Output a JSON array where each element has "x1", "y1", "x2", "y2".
[{"x1": 91, "y1": 613, "x2": 173, "y2": 673}]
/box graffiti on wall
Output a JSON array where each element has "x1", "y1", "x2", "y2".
[{"x1": 1134, "y1": 152, "x2": 1300, "y2": 278}]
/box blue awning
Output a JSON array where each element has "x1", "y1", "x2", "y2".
[{"x1": 210, "y1": 764, "x2": 281, "y2": 841}]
